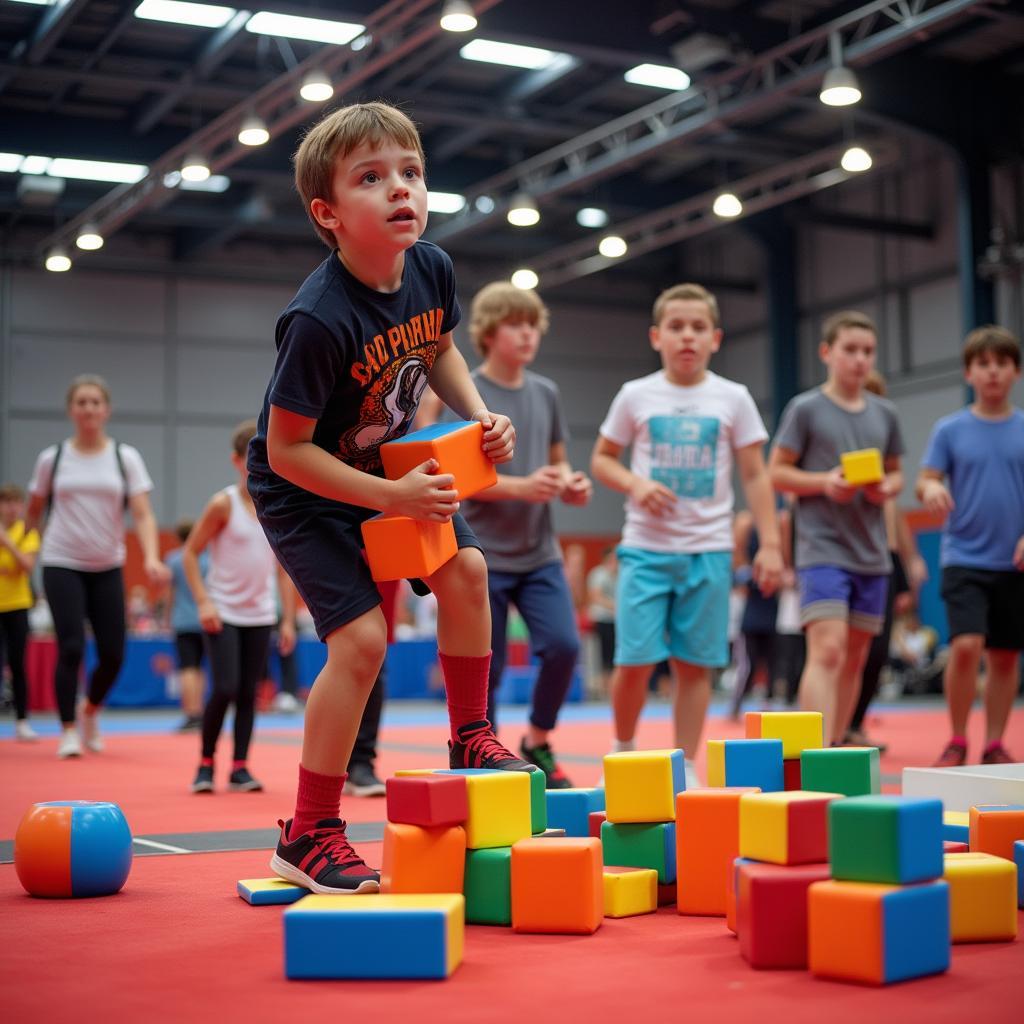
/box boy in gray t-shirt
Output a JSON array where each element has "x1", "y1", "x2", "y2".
[
  {"x1": 769, "y1": 311, "x2": 904, "y2": 745},
  {"x1": 453, "y1": 282, "x2": 592, "y2": 788}
]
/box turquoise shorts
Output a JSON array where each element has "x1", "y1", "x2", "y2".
[{"x1": 614, "y1": 547, "x2": 733, "y2": 668}]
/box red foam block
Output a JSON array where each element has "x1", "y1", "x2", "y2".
[{"x1": 385, "y1": 774, "x2": 468, "y2": 827}]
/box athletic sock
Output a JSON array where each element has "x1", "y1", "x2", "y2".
[
  {"x1": 200, "y1": 757, "x2": 214, "y2": 768},
  {"x1": 439, "y1": 651, "x2": 491, "y2": 743},
  {"x1": 612, "y1": 737, "x2": 636, "y2": 753},
  {"x1": 289, "y1": 765, "x2": 346, "y2": 842},
  {"x1": 982, "y1": 738, "x2": 1003, "y2": 755},
  {"x1": 232, "y1": 760, "x2": 247, "y2": 772},
  {"x1": 950, "y1": 734, "x2": 968, "y2": 748}
]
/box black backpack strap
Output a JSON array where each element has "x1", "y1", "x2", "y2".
[
  {"x1": 113, "y1": 441, "x2": 129, "y2": 510},
  {"x1": 45, "y1": 441, "x2": 64, "y2": 517}
]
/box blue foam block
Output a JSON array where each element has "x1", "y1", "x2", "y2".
[
  {"x1": 545, "y1": 788, "x2": 606, "y2": 837},
  {"x1": 724, "y1": 738, "x2": 784, "y2": 792},
  {"x1": 881, "y1": 881, "x2": 950, "y2": 983},
  {"x1": 941, "y1": 820, "x2": 969, "y2": 844},
  {"x1": 1015, "y1": 840, "x2": 1024, "y2": 909},
  {"x1": 387, "y1": 421, "x2": 471, "y2": 444}
]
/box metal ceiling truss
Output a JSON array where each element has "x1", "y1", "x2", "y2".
[
  {"x1": 428, "y1": 0, "x2": 987, "y2": 245},
  {"x1": 528, "y1": 141, "x2": 900, "y2": 289},
  {"x1": 38, "y1": 0, "x2": 503, "y2": 255}
]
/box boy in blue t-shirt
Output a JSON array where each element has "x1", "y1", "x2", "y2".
[
  {"x1": 246, "y1": 102, "x2": 531, "y2": 897},
  {"x1": 917, "y1": 325, "x2": 1024, "y2": 767}
]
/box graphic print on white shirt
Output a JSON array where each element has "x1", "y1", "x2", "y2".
[{"x1": 650, "y1": 415, "x2": 720, "y2": 499}]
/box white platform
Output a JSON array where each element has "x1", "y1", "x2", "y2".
[{"x1": 902, "y1": 763, "x2": 1024, "y2": 812}]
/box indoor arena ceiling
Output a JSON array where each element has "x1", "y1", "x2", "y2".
[{"x1": 1, "y1": 0, "x2": 1023, "y2": 299}]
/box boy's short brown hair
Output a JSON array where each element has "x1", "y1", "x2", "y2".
[
  {"x1": 232, "y1": 419, "x2": 257, "y2": 458},
  {"x1": 0, "y1": 483, "x2": 25, "y2": 502},
  {"x1": 175, "y1": 518, "x2": 194, "y2": 543},
  {"x1": 963, "y1": 325, "x2": 1021, "y2": 369},
  {"x1": 469, "y1": 282, "x2": 550, "y2": 356},
  {"x1": 294, "y1": 101, "x2": 426, "y2": 249},
  {"x1": 652, "y1": 283, "x2": 720, "y2": 327},
  {"x1": 821, "y1": 310, "x2": 876, "y2": 346},
  {"x1": 66, "y1": 373, "x2": 111, "y2": 408}
]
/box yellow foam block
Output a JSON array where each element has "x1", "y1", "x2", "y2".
[
  {"x1": 745, "y1": 711, "x2": 823, "y2": 759},
  {"x1": 841, "y1": 448, "x2": 883, "y2": 486},
  {"x1": 739, "y1": 790, "x2": 842, "y2": 865},
  {"x1": 459, "y1": 771, "x2": 532, "y2": 849},
  {"x1": 603, "y1": 866, "x2": 658, "y2": 918},
  {"x1": 393, "y1": 769, "x2": 442, "y2": 777},
  {"x1": 604, "y1": 749, "x2": 686, "y2": 823},
  {"x1": 943, "y1": 852, "x2": 1018, "y2": 943},
  {"x1": 237, "y1": 877, "x2": 308, "y2": 905}
]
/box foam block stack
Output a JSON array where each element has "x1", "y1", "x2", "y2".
[
  {"x1": 707, "y1": 739, "x2": 784, "y2": 792},
  {"x1": 801, "y1": 746, "x2": 880, "y2": 797},
  {"x1": 545, "y1": 788, "x2": 605, "y2": 838},
  {"x1": 745, "y1": 711, "x2": 823, "y2": 791}
]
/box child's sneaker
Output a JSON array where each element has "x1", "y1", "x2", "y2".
[
  {"x1": 79, "y1": 704, "x2": 104, "y2": 753},
  {"x1": 981, "y1": 743, "x2": 1015, "y2": 765},
  {"x1": 57, "y1": 729, "x2": 82, "y2": 759},
  {"x1": 449, "y1": 720, "x2": 538, "y2": 772},
  {"x1": 933, "y1": 740, "x2": 968, "y2": 768},
  {"x1": 191, "y1": 765, "x2": 214, "y2": 793},
  {"x1": 229, "y1": 767, "x2": 264, "y2": 792},
  {"x1": 15, "y1": 720, "x2": 39, "y2": 742},
  {"x1": 270, "y1": 818, "x2": 380, "y2": 894},
  {"x1": 343, "y1": 762, "x2": 386, "y2": 797},
  {"x1": 519, "y1": 738, "x2": 572, "y2": 789}
]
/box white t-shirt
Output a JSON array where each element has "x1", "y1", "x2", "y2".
[
  {"x1": 599, "y1": 370, "x2": 768, "y2": 553},
  {"x1": 29, "y1": 440, "x2": 153, "y2": 572}
]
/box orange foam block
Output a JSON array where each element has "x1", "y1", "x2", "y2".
[
  {"x1": 381, "y1": 421, "x2": 497, "y2": 499},
  {"x1": 676, "y1": 787, "x2": 760, "y2": 916},
  {"x1": 360, "y1": 513, "x2": 456, "y2": 582},
  {"x1": 968, "y1": 804, "x2": 1024, "y2": 860},
  {"x1": 511, "y1": 837, "x2": 603, "y2": 934},
  {"x1": 380, "y1": 822, "x2": 466, "y2": 894}
]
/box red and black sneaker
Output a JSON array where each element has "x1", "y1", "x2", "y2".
[
  {"x1": 982, "y1": 743, "x2": 1015, "y2": 765},
  {"x1": 449, "y1": 720, "x2": 538, "y2": 772},
  {"x1": 270, "y1": 818, "x2": 380, "y2": 894},
  {"x1": 933, "y1": 740, "x2": 968, "y2": 768},
  {"x1": 520, "y1": 737, "x2": 573, "y2": 789}
]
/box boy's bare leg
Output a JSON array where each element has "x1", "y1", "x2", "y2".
[
  {"x1": 983, "y1": 648, "x2": 1019, "y2": 745},
  {"x1": 669, "y1": 659, "x2": 712, "y2": 758},
  {"x1": 300, "y1": 608, "x2": 386, "y2": 776},
  {"x1": 180, "y1": 666, "x2": 204, "y2": 718},
  {"x1": 799, "y1": 619, "x2": 848, "y2": 745},
  {"x1": 427, "y1": 547, "x2": 491, "y2": 655},
  {"x1": 944, "y1": 633, "x2": 984, "y2": 737},
  {"x1": 611, "y1": 663, "x2": 655, "y2": 743},
  {"x1": 832, "y1": 628, "x2": 873, "y2": 746}
]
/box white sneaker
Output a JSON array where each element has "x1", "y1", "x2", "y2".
[
  {"x1": 15, "y1": 720, "x2": 39, "y2": 742},
  {"x1": 272, "y1": 692, "x2": 300, "y2": 713},
  {"x1": 684, "y1": 758, "x2": 703, "y2": 789},
  {"x1": 79, "y1": 710, "x2": 104, "y2": 753},
  {"x1": 57, "y1": 729, "x2": 82, "y2": 759}
]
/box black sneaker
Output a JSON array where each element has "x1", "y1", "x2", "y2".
[
  {"x1": 191, "y1": 765, "x2": 214, "y2": 793},
  {"x1": 343, "y1": 762, "x2": 386, "y2": 797},
  {"x1": 520, "y1": 738, "x2": 573, "y2": 789},
  {"x1": 177, "y1": 715, "x2": 202, "y2": 733},
  {"x1": 270, "y1": 818, "x2": 380, "y2": 894},
  {"x1": 229, "y1": 767, "x2": 264, "y2": 792},
  {"x1": 449, "y1": 720, "x2": 538, "y2": 772}
]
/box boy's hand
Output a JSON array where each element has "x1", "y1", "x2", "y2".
[
  {"x1": 473, "y1": 410, "x2": 515, "y2": 464},
  {"x1": 391, "y1": 459, "x2": 460, "y2": 522},
  {"x1": 824, "y1": 467, "x2": 857, "y2": 504},
  {"x1": 1013, "y1": 536, "x2": 1024, "y2": 571},
  {"x1": 145, "y1": 556, "x2": 172, "y2": 586},
  {"x1": 630, "y1": 478, "x2": 677, "y2": 516},
  {"x1": 521, "y1": 466, "x2": 564, "y2": 503},
  {"x1": 278, "y1": 620, "x2": 297, "y2": 657},
  {"x1": 908, "y1": 555, "x2": 929, "y2": 593},
  {"x1": 863, "y1": 478, "x2": 895, "y2": 506},
  {"x1": 561, "y1": 471, "x2": 593, "y2": 506},
  {"x1": 920, "y1": 479, "x2": 954, "y2": 515},
  {"x1": 753, "y1": 546, "x2": 783, "y2": 597},
  {"x1": 198, "y1": 599, "x2": 222, "y2": 634}
]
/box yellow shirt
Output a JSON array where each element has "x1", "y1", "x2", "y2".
[{"x1": 0, "y1": 521, "x2": 40, "y2": 613}]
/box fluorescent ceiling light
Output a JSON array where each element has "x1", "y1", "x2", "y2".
[
  {"x1": 48, "y1": 157, "x2": 147, "y2": 183},
  {"x1": 427, "y1": 191, "x2": 466, "y2": 214},
  {"x1": 576, "y1": 207, "x2": 608, "y2": 229},
  {"x1": 624, "y1": 63, "x2": 691, "y2": 91},
  {"x1": 511, "y1": 269, "x2": 539, "y2": 290},
  {"x1": 474, "y1": 195, "x2": 495, "y2": 214},
  {"x1": 238, "y1": 113, "x2": 269, "y2": 146},
  {"x1": 45, "y1": 248, "x2": 72, "y2": 273},
  {"x1": 460, "y1": 38, "x2": 561, "y2": 70},
  {"x1": 440, "y1": 0, "x2": 477, "y2": 33},
  {"x1": 300, "y1": 69, "x2": 333, "y2": 102},
  {"x1": 507, "y1": 192, "x2": 540, "y2": 227},
  {"x1": 76, "y1": 225, "x2": 105, "y2": 251},
  {"x1": 598, "y1": 235, "x2": 627, "y2": 258},
  {"x1": 713, "y1": 192, "x2": 743, "y2": 218},
  {"x1": 820, "y1": 66, "x2": 861, "y2": 106},
  {"x1": 246, "y1": 11, "x2": 363, "y2": 45},
  {"x1": 163, "y1": 170, "x2": 231, "y2": 192},
  {"x1": 841, "y1": 146, "x2": 872, "y2": 173},
  {"x1": 0, "y1": 153, "x2": 24, "y2": 173},
  {"x1": 20, "y1": 155, "x2": 50, "y2": 175},
  {"x1": 9, "y1": 1, "x2": 52, "y2": 6},
  {"x1": 134, "y1": 1, "x2": 237, "y2": 29}
]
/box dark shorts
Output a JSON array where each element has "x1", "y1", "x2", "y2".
[
  {"x1": 940, "y1": 566, "x2": 1024, "y2": 649},
  {"x1": 797, "y1": 565, "x2": 889, "y2": 636},
  {"x1": 175, "y1": 631, "x2": 205, "y2": 669},
  {"x1": 249, "y1": 476, "x2": 480, "y2": 642}
]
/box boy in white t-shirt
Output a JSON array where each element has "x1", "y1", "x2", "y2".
[{"x1": 591, "y1": 283, "x2": 782, "y2": 785}]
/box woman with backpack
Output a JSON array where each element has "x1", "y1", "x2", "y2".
[{"x1": 25, "y1": 375, "x2": 169, "y2": 758}]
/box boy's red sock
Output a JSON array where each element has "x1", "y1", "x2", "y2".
[
  {"x1": 439, "y1": 651, "x2": 491, "y2": 742},
  {"x1": 289, "y1": 765, "x2": 346, "y2": 842}
]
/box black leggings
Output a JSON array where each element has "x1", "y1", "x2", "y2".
[
  {"x1": 43, "y1": 566, "x2": 125, "y2": 724},
  {"x1": 0, "y1": 609, "x2": 30, "y2": 719},
  {"x1": 731, "y1": 631, "x2": 777, "y2": 717},
  {"x1": 201, "y1": 623, "x2": 272, "y2": 762}
]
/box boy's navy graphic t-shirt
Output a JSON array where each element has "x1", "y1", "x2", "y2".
[{"x1": 248, "y1": 241, "x2": 460, "y2": 514}]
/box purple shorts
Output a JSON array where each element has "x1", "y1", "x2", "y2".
[{"x1": 797, "y1": 565, "x2": 889, "y2": 636}]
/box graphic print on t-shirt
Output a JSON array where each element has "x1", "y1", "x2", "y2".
[{"x1": 650, "y1": 415, "x2": 718, "y2": 499}]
